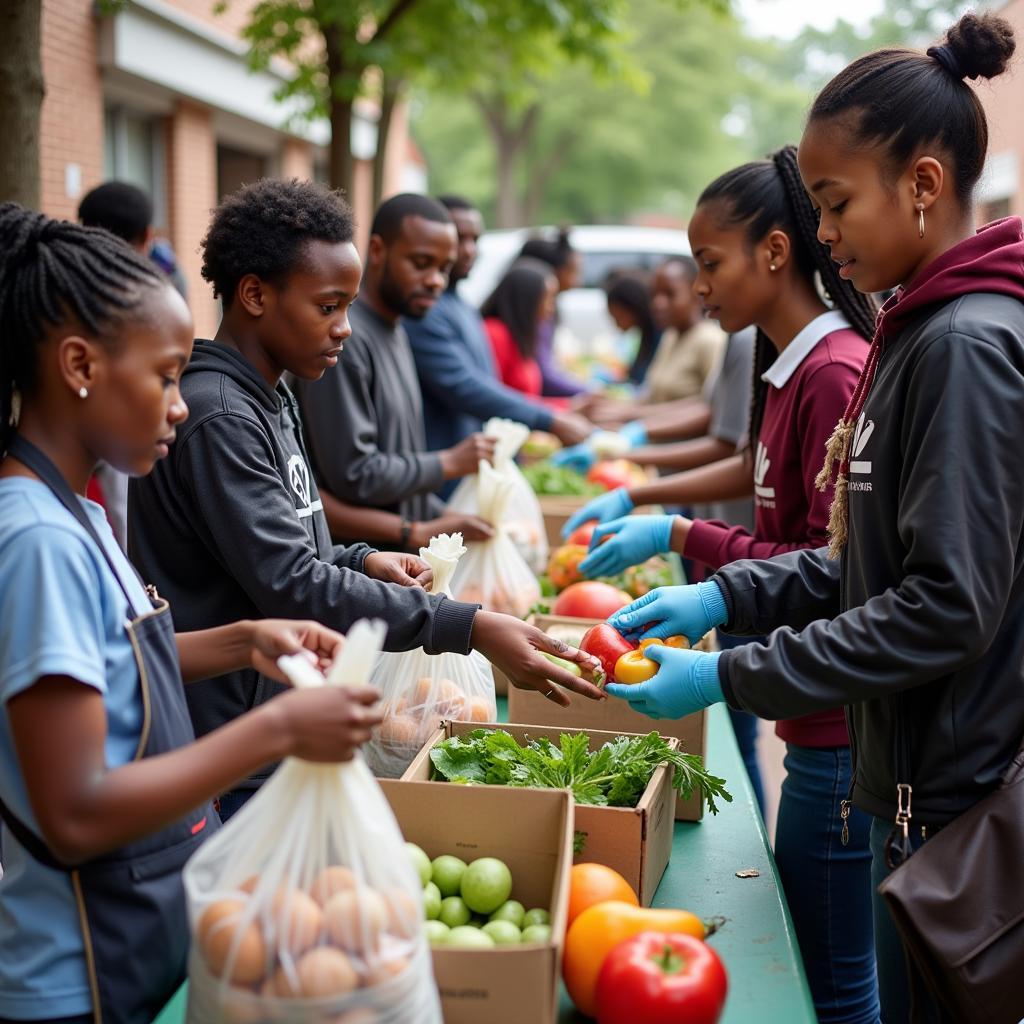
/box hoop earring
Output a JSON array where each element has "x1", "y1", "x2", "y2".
[
  {"x1": 917, "y1": 205, "x2": 925, "y2": 239},
  {"x1": 78, "y1": 387, "x2": 89, "y2": 399}
]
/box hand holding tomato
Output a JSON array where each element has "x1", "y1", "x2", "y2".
[{"x1": 595, "y1": 931, "x2": 728, "y2": 1024}]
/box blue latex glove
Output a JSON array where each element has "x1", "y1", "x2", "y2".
[
  {"x1": 618, "y1": 420, "x2": 647, "y2": 447},
  {"x1": 550, "y1": 442, "x2": 596, "y2": 472},
  {"x1": 608, "y1": 581, "x2": 728, "y2": 643},
  {"x1": 606, "y1": 646, "x2": 723, "y2": 720},
  {"x1": 579, "y1": 514, "x2": 673, "y2": 578},
  {"x1": 561, "y1": 487, "x2": 633, "y2": 538}
]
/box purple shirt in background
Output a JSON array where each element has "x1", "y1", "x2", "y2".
[{"x1": 535, "y1": 319, "x2": 587, "y2": 398}]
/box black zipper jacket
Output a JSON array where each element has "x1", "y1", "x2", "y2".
[
  {"x1": 716, "y1": 288, "x2": 1024, "y2": 825},
  {"x1": 128, "y1": 342, "x2": 476, "y2": 775}
]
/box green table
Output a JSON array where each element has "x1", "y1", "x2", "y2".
[{"x1": 154, "y1": 702, "x2": 813, "y2": 1024}]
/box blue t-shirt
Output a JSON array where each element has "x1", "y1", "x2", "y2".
[{"x1": 0, "y1": 478, "x2": 149, "y2": 1020}]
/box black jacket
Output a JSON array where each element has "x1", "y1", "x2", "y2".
[
  {"x1": 128, "y1": 342, "x2": 476, "y2": 776},
  {"x1": 716, "y1": 292, "x2": 1024, "y2": 825}
]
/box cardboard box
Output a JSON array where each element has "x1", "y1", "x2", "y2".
[
  {"x1": 380, "y1": 779, "x2": 572, "y2": 1024},
  {"x1": 404, "y1": 721, "x2": 675, "y2": 907},
  {"x1": 537, "y1": 495, "x2": 657, "y2": 550}
]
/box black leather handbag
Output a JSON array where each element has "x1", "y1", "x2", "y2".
[{"x1": 877, "y1": 732, "x2": 1024, "y2": 1024}]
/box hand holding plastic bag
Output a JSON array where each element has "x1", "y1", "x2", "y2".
[
  {"x1": 366, "y1": 534, "x2": 497, "y2": 779},
  {"x1": 447, "y1": 417, "x2": 548, "y2": 573},
  {"x1": 184, "y1": 620, "x2": 442, "y2": 1024},
  {"x1": 450, "y1": 461, "x2": 542, "y2": 617}
]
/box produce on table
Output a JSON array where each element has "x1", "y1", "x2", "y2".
[
  {"x1": 595, "y1": 931, "x2": 728, "y2": 1024},
  {"x1": 521, "y1": 430, "x2": 562, "y2": 461},
  {"x1": 566, "y1": 520, "x2": 599, "y2": 547},
  {"x1": 589, "y1": 430, "x2": 632, "y2": 460},
  {"x1": 563, "y1": 900, "x2": 706, "y2": 1017},
  {"x1": 579, "y1": 623, "x2": 636, "y2": 682},
  {"x1": 540, "y1": 651, "x2": 582, "y2": 677},
  {"x1": 614, "y1": 648, "x2": 660, "y2": 684},
  {"x1": 406, "y1": 845, "x2": 551, "y2": 950},
  {"x1": 547, "y1": 543, "x2": 589, "y2": 590},
  {"x1": 623, "y1": 556, "x2": 673, "y2": 597},
  {"x1": 406, "y1": 841, "x2": 432, "y2": 887},
  {"x1": 587, "y1": 459, "x2": 647, "y2": 491},
  {"x1": 429, "y1": 729, "x2": 731, "y2": 813},
  {"x1": 567, "y1": 863, "x2": 639, "y2": 928},
  {"x1": 522, "y1": 460, "x2": 606, "y2": 497},
  {"x1": 553, "y1": 580, "x2": 632, "y2": 619}
]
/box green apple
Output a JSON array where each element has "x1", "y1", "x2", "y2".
[
  {"x1": 423, "y1": 881, "x2": 442, "y2": 920},
  {"x1": 521, "y1": 923, "x2": 552, "y2": 944},
  {"x1": 482, "y1": 920, "x2": 522, "y2": 945},
  {"x1": 489, "y1": 900, "x2": 526, "y2": 929},
  {"x1": 438, "y1": 896, "x2": 471, "y2": 929},
  {"x1": 460, "y1": 857, "x2": 513, "y2": 915},
  {"x1": 522, "y1": 908, "x2": 551, "y2": 929},
  {"x1": 424, "y1": 920, "x2": 450, "y2": 946},
  {"x1": 447, "y1": 925, "x2": 496, "y2": 949},
  {"x1": 406, "y1": 842, "x2": 432, "y2": 887},
  {"x1": 431, "y1": 854, "x2": 467, "y2": 898}
]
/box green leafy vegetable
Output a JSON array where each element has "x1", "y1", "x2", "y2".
[
  {"x1": 522, "y1": 461, "x2": 606, "y2": 497},
  {"x1": 429, "y1": 729, "x2": 732, "y2": 814}
]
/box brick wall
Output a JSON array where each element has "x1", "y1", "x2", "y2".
[
  {"x1": 39, "y1": 0, "x2": 104, "y2": 221},
  {"x1": 167, "y1": 100, "x2": 220, "y2": 337}
]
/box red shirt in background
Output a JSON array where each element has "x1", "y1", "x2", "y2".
[
  {"x1": 484, "y1": 317, "x2": 544, "y2": 397},
  {"x1": 685, "y1": 311, "x2": 869, "y2": 748}
]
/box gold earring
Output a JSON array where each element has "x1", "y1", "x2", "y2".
[
  {"x1": 78, "y1": 387, "x2": 88, "y2": 399},
  {"x1": 917, "y1": 205, "x2": 925, "y2": 239}
]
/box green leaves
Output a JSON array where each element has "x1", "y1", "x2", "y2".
[{"x1": 429, "y1": 728, "x2": 732, "y2": 813}]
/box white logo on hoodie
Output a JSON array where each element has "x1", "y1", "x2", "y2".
[
  {"x1": 754, "y1": 441, "x2": 775, "y2": 504},
  {"x1": 288, "y1": 455, "x2": 323, "y2": 519},
  {"x1": 850, "y1": 412, "x2": 874, "y2": 475}
]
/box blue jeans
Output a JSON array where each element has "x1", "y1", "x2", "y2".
[
  {"x1": 775, "y1": 744, "x2": 879, "y2": 1024},
  {"x1": 869, "y1": 816, "x2": 942, "y2": 1024},
  {"x1": 716, "y1": 631, "x2": 766, "y2": 817}
]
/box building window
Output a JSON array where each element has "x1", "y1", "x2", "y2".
[
  {"x1": 103, "y1": 106, "x2": 167, "y2": 230},
  {"x1": 217, "y1": 145, "x2": 268, "y2": 200}
]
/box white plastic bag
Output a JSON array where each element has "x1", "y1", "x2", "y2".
[
  {"x1": 365, "y1": 535, "x2": 496, "y2": 780},
  {"x1": 447, "y1": 417, "x2": 548, "y2": 574},
  {"x1": 184, "y1": 620, "x2": 442, "y2": 1024},
  {"x1": 450, "y1": 462, "x2": 542, "y2": 618}
]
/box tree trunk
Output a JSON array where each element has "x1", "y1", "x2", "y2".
[
  {"x1": 328, "y1": 97, "x2": 355, "y2": 197},
  {"x1": 372, "y1": 77, "x2": 402, "y2": 207},
  {"x1": 475, "y1": 95, "x2": 541, "y2": 228},
  {"x1": 0, "y1": 0, "x2": 44, "y2": 208},
  {"x1": 522, "y1": 129, "x2": 577, "y2": 225}
]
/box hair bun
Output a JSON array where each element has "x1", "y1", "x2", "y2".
[{"x1": 942, "y1": 11, "x2": 1015, "y2": 80}]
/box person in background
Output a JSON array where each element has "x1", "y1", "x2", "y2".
[
  {"x1": 403, "y1": 196, "x2": 592, "y2": 496},
  {"x1": 605, "y1": 273, "x2": 662, "y2": 386},
  {"x1": 128, "y1": 179, "x2": 603, "y2": 820},
  {"x1": 517, "y1": 229, "x2": 590, "y2": 398},
  {"x1": 295, "y1": 193, "x2": 494, "y2": 550},
  {"x1": 481, "y1": 258, "x2": 562, "y2": 401},
  {"x1": 77, "y1": 181, "x2": 188, "y2": 550}
]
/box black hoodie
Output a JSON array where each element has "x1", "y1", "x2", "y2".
[
  {"x1": 128, "y1": 341, "x2": 477, "y2": 779},
  {"x1": 715, "y1": 219, "x2": 1024, "y2": 825}
]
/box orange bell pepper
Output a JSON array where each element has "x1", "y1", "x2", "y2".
[{"x1": 562, "y1": 900, "x2": 705, "y2": 1017}]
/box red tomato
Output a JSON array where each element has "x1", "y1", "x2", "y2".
[
  {"x1": 587, "y1": 459, "x2": 646, "y2": 491},
  {"x1": 554, "y1": 581, "x2": 633, "y2": 620},
  {"x1": 566, "y1": 521, "x2": 598, "y2": 546},
  {"x1": 579, "y1": 624, "x2": 636, "y2": 682},
  {"x1": 595, "y1": 931, "x2": 728, "y2": 1024}
]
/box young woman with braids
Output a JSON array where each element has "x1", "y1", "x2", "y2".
[
  {"x1": 0, "y1": 203, "x2": 386, "y2": 1023},
  {"x1": 593, "y1": 13, "x2": 1024, "y2": 1021},
  {"x1": 567, "y1": 143, "x2": 881, "y2": 1023}
]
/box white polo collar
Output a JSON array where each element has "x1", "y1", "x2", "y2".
[{"x1": 761, "y1": 310, "x2": 851, "y2": 389}]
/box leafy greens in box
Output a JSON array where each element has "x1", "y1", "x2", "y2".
[{"x1": 429, "y1": 729, "x2": 732, "y2": 815}]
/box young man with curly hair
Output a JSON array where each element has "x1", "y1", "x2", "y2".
[{"x1": 128, "y1": 179, "x2": 602, "y2": 817}]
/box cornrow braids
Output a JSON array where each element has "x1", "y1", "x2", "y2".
[
  {"x1": 697, "y1": 145, "x2": 878, "y2": 456},
  {"x1": 0, "y1": 202, "x2": 163, "y2": 454}
]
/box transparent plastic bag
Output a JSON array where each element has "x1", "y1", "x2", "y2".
[
  {"x1": 184, "y1": 620, "x2": 442, "y2": 1024},
  {"x1": 447, "y1": 417, "x2": 548, "y2": 574},
  {"x1": 365, "y1": 535, "x2": 496, "y2": 780},
  {"x1": 450, "y1": 462, "x2": 542, "y2": 618}
]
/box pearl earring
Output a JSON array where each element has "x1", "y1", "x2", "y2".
[
  {"x1": 769, "y1": 263, "x2": 777, "y2": 271},
  {"x1": 78, "y1": 387, "x2": 88, "y2": 399}
]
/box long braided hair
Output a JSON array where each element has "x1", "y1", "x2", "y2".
[
  {"x1": 695, "y1": 145, "x2": 878, "y2": 460},
  {"x1": 0, "y1": 202, "x2": 164, "y2": 455}
]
